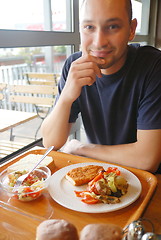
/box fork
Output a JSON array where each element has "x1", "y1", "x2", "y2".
[{"x1": 13, "y1": 146, "x2": 54, "y2": 192}]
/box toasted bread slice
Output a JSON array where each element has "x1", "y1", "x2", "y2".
[
  {"x1": 65, "y1": 165, "x2": 104, "y2": 186},
  {"x1": 7, "y1": 154, "x2": 55, "y2": 172}
]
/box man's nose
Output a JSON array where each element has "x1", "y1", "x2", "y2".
[{"x1": 93, "y1": 30, "x2": 108, "y2": 48}]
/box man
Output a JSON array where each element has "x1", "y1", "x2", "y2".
[{"x1": 41, "y1": 0, "x2": 161, "y2": 173}]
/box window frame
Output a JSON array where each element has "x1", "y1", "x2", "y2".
[{"x1": 133, "y1": 0, "x2": 158, "y2": 46}]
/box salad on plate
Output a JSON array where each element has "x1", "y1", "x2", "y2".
[{"x1": 74, "y1": 167, "x2": 128, "y2": 204}]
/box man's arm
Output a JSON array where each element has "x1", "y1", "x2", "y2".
[
  {"x1": 63, "y1": 129, "x2": 161, "y2": 173},
  {"x1": 41, "y1": 54, "x2": 105, "y2": 149},
  {"x1": 41, "y1": 95, "x2": 73, "y2": 149}
]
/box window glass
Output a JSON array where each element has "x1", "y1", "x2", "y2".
[
  {"x1": 0, "y1": 44, "x2": 72, "y2": 111},
  {"x1": 0, "y1": 1, "x2": 78, "y2": 160},
  {"x1": 132, "y1": 0, "x2": 150, "y2": 35},
  {"x1": 51, "y1": 0, "x2": 72, "y2": 32},
  {"x1": 132, "y1": 0, "x2": 142, "y2": 33},
  {"x1": 0, "y1": 0, "x2": 73, "y2": 32},
  {"x1": 0, "y1": 45, "x2": 73, "y2": 157},
  {"x1": 0, "y1": 0, "x2": 44, "y2": 30},
  {"x1": 0, "y1": 45, "x2": 72, "y2": 77}
]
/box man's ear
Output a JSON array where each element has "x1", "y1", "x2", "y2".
[{"x1": 129, "y1": 18, "x2": 137, "y2": 41}]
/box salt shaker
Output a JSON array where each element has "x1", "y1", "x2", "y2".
[{"x1": 127, "y1": 220, "x2": 145, "y2": 240}]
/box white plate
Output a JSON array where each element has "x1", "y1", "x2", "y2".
[{"x1": 48, "y1": 162, "x2": 142, "y2": 213}]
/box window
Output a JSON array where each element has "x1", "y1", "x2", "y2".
[
  {"x1": 0, "y1": 0, "x2": 44, "y2": 31},
  {"x1": 132, "y1": 0, "x2": 151, "y2": 45},
  {"x1": 132, "y1": 0, "x2": 151, "y2": 36},
  {"x1": 0, "y1": 1, "x2": 80, "y2": 70},
  {"x1": 0, "y1": 0, "x2": 80, "y2": 159},
  {"x1": 0, "y1": 0, "x2": 73, "y2": 32},
  {"x1": 51, "y1": 0, "x2": 72, "y2": 32},
  {"x1": 132, "y1": 0, "x2": 142, "y2": 34}
]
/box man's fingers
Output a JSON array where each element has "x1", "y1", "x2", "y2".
[
  {"x1": 75, "y1": 56, "x2": 104, "y2": 78},
  {"x1": 79, "y1": 76, "x2": 96, "y2": 86},
  {"x1": 78, "y1": 53, "x2": 105, "y2": 65}
]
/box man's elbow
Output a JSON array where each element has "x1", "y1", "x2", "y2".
[
  {"x1": 139, "y1": 156, "x2": 161, "y2": 173},
  {"x1": 42, "y1": 137, "x2": 65, "y2": 151}
]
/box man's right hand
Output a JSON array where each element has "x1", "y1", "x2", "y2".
[{"x1": 61, "y1": 54, "x2": 105, "y2": 103}]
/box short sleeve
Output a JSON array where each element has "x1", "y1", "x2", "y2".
[{"x1": 137, "y1": 59, "x2": 161, "y2": 130}]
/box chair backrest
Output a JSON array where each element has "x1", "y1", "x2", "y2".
[
  {"x1": 9, "y1": 84, "x2": 57, "y2": 106},
  {"x1": 24, "y1": 72, "x2": 60, "y2": 86}
]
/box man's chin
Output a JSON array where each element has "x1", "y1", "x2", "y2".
[{"x1": 97, "y1": 63, "x2": 108, "y2": 69}]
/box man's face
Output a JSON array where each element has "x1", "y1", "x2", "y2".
[{"x1": 80, "y1": 0, "x2": 137, "y2": 75}]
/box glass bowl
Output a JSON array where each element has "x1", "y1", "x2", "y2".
[{"x1": 0, "y1": 165, "x2": 51, "y2": 202}]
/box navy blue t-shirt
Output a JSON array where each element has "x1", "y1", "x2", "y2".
[{"x1": 56, "y1": 44, "x2": 161, "y2": 145}]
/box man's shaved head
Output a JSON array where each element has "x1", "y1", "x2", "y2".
[{"x1": 81, "y1": 0, "x2": 133, "y2": 22}]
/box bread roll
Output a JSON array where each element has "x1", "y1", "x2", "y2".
[
  {"x1": 80, "y1": 223, "x2": 122, "y2": 240},
  {"x1": 36, "y1": 219, "x2": 79, "y2": 240},
  {"x1": 7, "y1": 154, "x2": 55, "y2": 172}
]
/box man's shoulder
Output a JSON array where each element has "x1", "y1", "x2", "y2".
[
  {"x1": 129, "y1": 44, "x2": 161, "y2": 58},
  {"x1": 139, "y1": 45, "x2": 161, "y2": 56},
  {"x1": 128, "y1": 44, "x2": 161, "y2": 69}
]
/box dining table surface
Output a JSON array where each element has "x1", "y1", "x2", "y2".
[
  {"x1": 0, "y1": 148, "x2": 161, "y2": 240},
  {"x1": 0, "y1": 109, "x2": 37, "y2": 133}
]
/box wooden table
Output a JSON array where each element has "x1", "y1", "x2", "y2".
[
  {"x1": 0, "y1": 109, "x2": 37, "y2": 133},
  {"x1": 0, "y1": 149, "x2": 161, "y2": 240}
]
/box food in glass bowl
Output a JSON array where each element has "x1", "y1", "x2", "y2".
[{"x1": 0, "y1": 166, "x2": 51, "y2": 201}]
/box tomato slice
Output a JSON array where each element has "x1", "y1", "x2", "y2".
[
  {"x1": 105, "y1": 167, "x2": 120, "y2": 175},
  {"x1": 29, "y1": 190, "x2": 41, "y2": 199},
  {"x1": 75, "y1": 190, "x2": 100, "y2": 204},
  {"x1": 74, "y1": 190, "x2": 87, "y2": 197},
  {"x1": 81, "y1": 198, "x2": 99, "y2": 204},
  {"x1": 81, "y1": 194, "x2": 100, "y2": 204},
  {"x1": 23, "y1": 187, "x2": 32, "y2": 193},
  {"x1": 88, "y1": 171, "x2": 104, "y2": 187},
  {"x1": 23, "y1": 187, "x2": 41, "y2": 199}
]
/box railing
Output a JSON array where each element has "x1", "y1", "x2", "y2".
[{"x1": 0, "y1": 63, "x2": 48, "y2": 84}]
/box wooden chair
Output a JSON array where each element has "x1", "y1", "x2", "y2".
[
  {"x1": 23, "y1": 74, "x2": 81, "y2": 140},
  {"x1": 24, "y1": 72, "x2": 60, "y2": 86},
  {"x1": 9, "y1": 84, "x2": 57, "y2": 139}
]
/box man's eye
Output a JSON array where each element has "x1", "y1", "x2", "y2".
[
  {"x1": 108, "y1": 24, "x2": 119, "y2": 30},
  {"x1": 84, "y1": 25, "x2": 94, "y2": 30}
]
